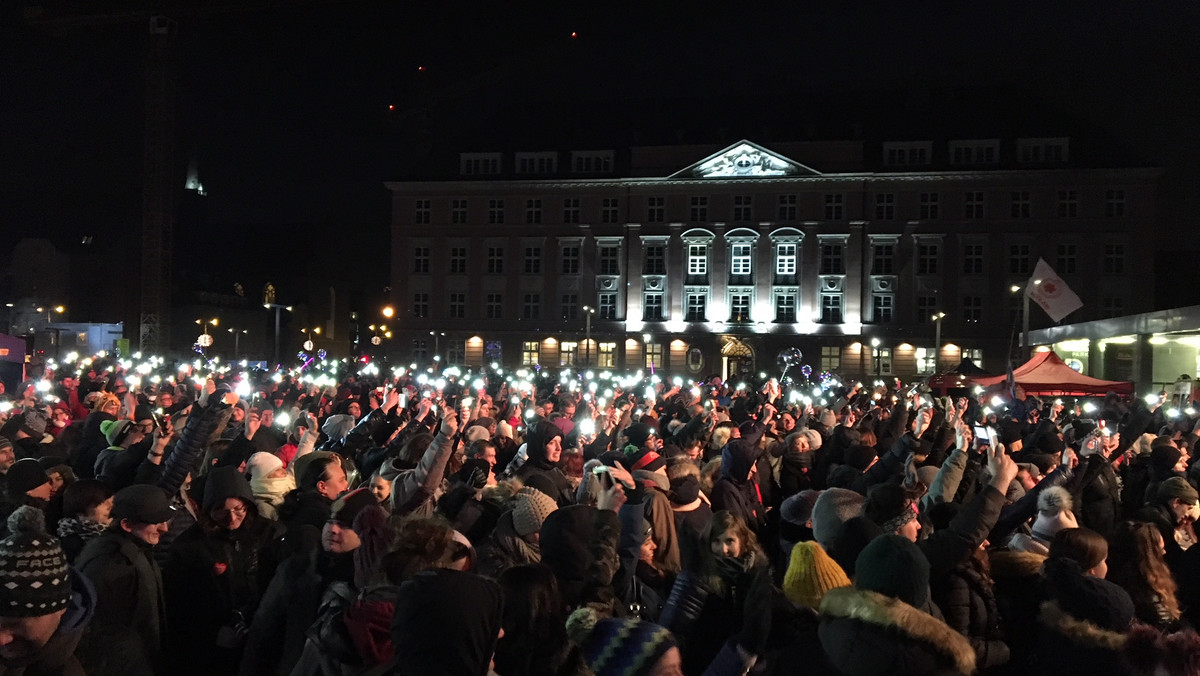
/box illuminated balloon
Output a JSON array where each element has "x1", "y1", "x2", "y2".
[
  {"x1": 776, "y1": 347, "x2": 803, "y2": 369},
  {"x1": 801, "y1": 365, "x2": 813, "y2": 378}
]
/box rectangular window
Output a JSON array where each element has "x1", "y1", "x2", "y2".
[
  {"x1": 820, "y1": 345, "x2": 841, "y2": 371},
  {"x1": 486, "y1": 294, "x2": 503, "y2": 319},
  {"x1": 561, "y1": 246, "x2": 580, "y2": 274},
  {"x1": 690, "y1": 196, "x2": 708, "y2": 221},
  {"x1": 730, "y1": 243, "x2": 753, "y2": 276},
  {"x1": 733, "y1": 195, "x2": 752, "y2": 221},
  {"x1": 964, "y1": 191, "x2": 985, "y2": 219},
  {"x1": 644, "y1": 245, "x2": 666, "y2": 275},
  {"x1": 414, "y1": 199, "x2": 431, "y2": 225},
  {"x1": 963, "y1": 244, "x2": 984, "y2": 274},
  {"x1": 685, "y1": 294, "x2": 707, "y2": 322},
  {"x1": 1011, "y1": 191, "x2": 1032, "y2": 218},
  {"x1": 598, "y1": 342, "x2": 616, "y2": 368},
  {"x1": 411, "y1": 339, "x2": 427, "y2": 363},
  {"x1": 525, "y1": 199, "x2": 542, "y2": 224},
  {"x1": 1056, "y1": 243, "x2": 1077, "y2": 274},
  {"x1": 919, "y1": 192, "x2": 939, "y2": 219},
  {"x1": 875, "y1": 193, "x2": 895, "y2": 220},
  {"x1": 646, "y1": 196, "x2": 665, "y2": 223},
  {"x1": 820, "y1": 243, "x2": 844, "y2": 275},
  {"x1": 776, "y1": 243, "x2": 797, "y2": 277},
  {"x1": 449, "y1": 293, "x2": 465, "y2": 319},
  {"x1": 1105, "y1": 189, "x2": 1126, "y2": 217},
  {"x1": 598, "y1": 293, "x2": 617, "y2": 320},
  {"x1": 447, "y1": 342, "x2": 465, "y2": 365},
  {"x1": 871, "y1": 243, "x2": 894, "y2": 274},
  {"x1": 950, "y1": 141, "x2": 999, "y2": 164},
  {"x1": 917, "y1": 243, "x2": 939, "y2": 274},
  {"x1": 522, "y1": 341, "x2": 539, "y2": 366},
  {"x1": 602, "y1": 197, "x2": 620, "y2": 224},
  {"x1": 643, "y1": 294, "x2": 664, "y2": 321},
  {"x1": 599, "y1": 246, "x2": 620, "y2": 275},
  {"x1": 451, "y1": 199, "x2": 468, "y2": 224},
  {"x1": 917, "y1": 296, "x2": 938, "y2": 323},
  {"x1": 645, "y1": 343, "x2": 663, "y2": 369},
  {"x1": 1103, "y1": 244, "x2": 1125, "y2": 274},
  {"x1": 488, "y1": 199, "x2": 504, "y2": 224},
  {"x1": 778, "y1": 194, "x2": 797, "y2": 221},
  {"x1": 775, "y1": 294, "x2": 796, "y2": 323},
  {"x1": 413, "y1": 247, "x2": 430, "y2": 274},
  {"x1": 571, "y1": 151, "x2": 613, "y2": 173},
  {"x1": 872, "y1": 294, "x2": 894, "y2": 323},
  {"x1": 883, "y1": 142, "x2": 931, "y2": 166},
  {"x1": 819, "y1": 293, "x2": 843, "y2": 323},
  {"x1": 916, "y1": 347, "x2": 938, "y2": 376},
  {"x1": 963, "y1": 348, "x2": 983, "y2": 363},
  {"x1": 460, "y1": 153, "x2": 501, "y2": 175},
  {"x1": 873, "y1": 347, "x2": 893, "y2": 376},
  {"x1": 561, "y1": 294, "x2": 578, "y2": 320},
  {"x1": 729, "y1": 294, "x2": 751, "y2": 322},
  {"x1": 687, "y1": 245, "x2": 707, "y2": 276},
  {"x1": 962, "y1": 296, "x2": 983, "y2": 324},
  {"x1": 412, "y1": 293, "x2": 429, "y2": 318},
  {"x1": 486, "y1": 247, "x2": 504, "y2": 274},
  {"x1": 522, "y1": 293, "x2": 541, "y2": 319},
  {"x1": 559, "y1": 342, "x2": 578, "y2": 367},
  {"x1": 449, "y1": 247, "x2": 467, "y2": 274},
  {"x1": 563, "y1": 198, "x2": 580, "y2": 223},
  {"x1": 524, "y1": 246, "x2": 541, "y2": 274},
  {"x1": 1009, "y1": 244, "x2": 1031, "y2": 274},
  {"x1": 1102, "y1": 297, "x2": 1124, "y2": 318},
  {"x1": 823, "y1": 193, "x2": 844, "y2": 220},
  {"x1": 1057, "y1": 190, "x2": 1078, "y2": 218}
]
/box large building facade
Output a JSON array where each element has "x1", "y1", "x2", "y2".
[{"x1": 387, "y1": 139, "x2": 1157, "y2": 380}]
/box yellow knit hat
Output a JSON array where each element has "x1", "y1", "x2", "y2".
[{"x1": 782, "y1": 541, "x2": 850, "y2": 608}]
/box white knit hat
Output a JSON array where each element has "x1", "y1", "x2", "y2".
[
  {"x1": 1031, "y1": 486, "x2": 1078, "y2": 543},
  {"x1": 497, "y1": 421, "x2": 514, "y2": 440},
  {"x1": 466, "y1": 425, "x2": 491, "y2": 443},
  {"x1": 246, "y1": 451, "x2": 284, "y2": 481}
]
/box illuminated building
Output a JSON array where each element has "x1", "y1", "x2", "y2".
[{"x1": 387, "y1": 139, "x2": 1157, "y2": 379}]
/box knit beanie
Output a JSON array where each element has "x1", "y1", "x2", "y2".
[
  {"x1": 19, "y1": 411, "x2": 47, "y2": 439},
  {"x1": 782, "y1": 541, "x2": 851, "y2": 608},
  {"x1": 566, "y1": 608, "x2": 677, "y2": 676},
  {"x1": 855, "y1": 533, "x2": 931, "y2": 609},
  {"x1": 1158, "y1": 476, "x2": 1199, "y2": 505},
  {"x1": 1151, "y1": 445, "x2": 1184, "y2": 474},
  {"x1": 1032, "y1": 486, "x2": 1078, "y2": 542},
  {"x1": 0, "y1": 437, "x2": 10, "y2": 454},
  {"x1": 811, "y1": 488, "x2": 864, "y2": 548},
  {"x1": 624, "y1": 423, "x2": 654, "y2": 449},
  {"x1": 0, "y1": 507, "x2": 70, "y2": 616},
  {"x1": 780, "y1": 489, "x2": 822, "y2": 527},
  {"x1": 1042, "y1": 557, "x2": 1136, "y2": 632},
  {"x1": 827, "y1": 516, "x2": 884, "y2": 578},
  {"x1": 6, "y1": 459, "x2": 49, "y2": 497},
  {"x1": 667, "y1": 475, "x2": 701, "y2": 505},
  {"x1": 512, "y1": 487, "x2": 558, "y2": 537},
  {"x1": 497, "y1": 421, "x2": 514, "y2": 440},
  {"x1": 819, "y1": 408, "x2": 837, "y2": 429},
  {"x1": 844, "y1": 445, "x2": 878, "y2": 472},
  {"x1": 100, "y1": 419, "x2": 134, "y2": 447},
  {"x1": 331, "y1": 488, "x2": 379, "y2": 527},
  {"x1": 624, "y1": 447, "x2": 665, "y2": 473},
  {"x1": 465, "y1": 425, "x2": 491, "y2": 443},
  {"x1": 246, "y1": 451, "x2": 284, "y2": 482},
  {"x1": 801, "y1": 429, "x2": 823, "y2": 452},
  {"x1": 863, "y1": 483, "x2": 918, "y2": 535}
]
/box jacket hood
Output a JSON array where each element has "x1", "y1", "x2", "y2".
[
  {"x1": 819, "y1": 586, "x2": 976, "y2": 675},
  {"x1": 988, "y1": 549, "x2": 1047, "y2": 579},
  {"x1": 523, "y1": 418, "x2": 563, "y2": 468},
  {"x1": 203, "y1": 465, "x2": 256, "y2": 512},
  {"x1": 720, "y1": 439, "x2": 761, "y2": 483},
  {"x1": 1039, "y1": 599, "x2": 1128, "y2": 651}
]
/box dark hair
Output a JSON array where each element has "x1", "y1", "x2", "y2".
[
  {"x1": 299, "y1": 457, "x2": 340, "y2": 493},
  {"x1": 1107, "y1": 520, "x2": 1180, "y2": 621},
  {"x1": 383, "y1": 515, "x2": 459, "y2": 584},
  {"x1": 494, "y1": 564, "x2": 585, "y2": 676},
  {"x1": 1049, "y1": 527, "x2": 1108, "y2": 571},
  {"x1": 61, "y1": 479, "x2": 114, "y2": 519},
  {"x1": 399, "y1": 433, "x2": 434, "y2": 468},
  {"x1": 465, "y1": 438, "x2": 496, "y2": 460}
]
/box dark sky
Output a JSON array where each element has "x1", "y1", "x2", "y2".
[{"x1": 3, "y1": 2, "x2": 1199, "y2": 298}]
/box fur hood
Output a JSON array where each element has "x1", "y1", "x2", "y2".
[
  {"x1": 989, "y1": 549, "x2": 1047, "y2": 579},
  {"x1": 820, "y1": 586, "x2": 976, "y2": 675},
  {"x1": 1039, "y1": 600, "x2": 1128, "y2": 651}
]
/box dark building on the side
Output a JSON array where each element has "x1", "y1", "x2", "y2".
[{"x1": 386, "y1": 137, "x2": 1158, "y2": 380}]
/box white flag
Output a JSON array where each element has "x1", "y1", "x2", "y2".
[{"x1": 1027, "y1": 258, "x2": 1083, "y2": 322}]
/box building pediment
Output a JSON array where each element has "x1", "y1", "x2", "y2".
[{"x1": 670, "y1": 140, "x2": 820, "y2": 179}]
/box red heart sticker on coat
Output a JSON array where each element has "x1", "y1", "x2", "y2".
[{"x1": 213, "y1": 562, "x2": 227, "y2": 575}]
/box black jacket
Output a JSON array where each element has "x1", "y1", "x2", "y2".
[{"x1": 75, "y1": 531, "x2": 165, "y2": 676}]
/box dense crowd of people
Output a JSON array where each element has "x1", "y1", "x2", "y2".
[{"x1": 0, "y1": 355, "x2": 1199, "y2": 675}]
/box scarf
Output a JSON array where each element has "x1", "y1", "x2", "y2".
[
  {"x1": 56, "y1": 516, "x2": 107, "y2": 541},
  {"x1": 249, "y1": 474, "x2": 295, "y2": 505}
]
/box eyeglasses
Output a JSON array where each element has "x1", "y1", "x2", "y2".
[{"x1": 215, "y1": 505, "x2": 247, "y2": 517}]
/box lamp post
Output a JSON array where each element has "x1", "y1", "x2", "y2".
[
  {"x1": 871, "y1": 337, "x2": 881, "y2": 376},
  {"x1": 195, "y1": 318, "x2": 218, "y2": 356},
  {"x1": 227, "y1": 327, "x2": 247, "y2": 359},
  {"x1": 642, "y1": 332, "x2": 654, "y2": 373},
  {"x1": 932, "y1": 312, "x2": 946, "y2": 371},
  {"x1": 1012, "y1": 280, "x2": 1041, "y2": 353},
  {"x1": 582, "y1": 305, "x2": 595, "y2": 367},
  {"x1": 263, "y1": 303, "x2": 292, "y2": 366},
  {"x1": 430, "y1": 331, "x2": 445, "y2": 367}
]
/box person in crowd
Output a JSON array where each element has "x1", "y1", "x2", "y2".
[
  {"x1": 1106, "y1": 519, "x2": 1184, "y2": 630},
  {"x1": 56, "y1": 479, "x2": 114, "y2": 563},
  {"x1": 516, "y1": 417, "x2": 575, "y2": 506},
  {"x1": 494, "y1": 564, "x2": 590, "y2": 676}
]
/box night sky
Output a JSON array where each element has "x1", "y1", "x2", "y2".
[{"x1": 3, "y1": 2, "x2": 1198, "y2": 305}]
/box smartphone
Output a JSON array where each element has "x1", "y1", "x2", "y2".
[
  {"x1": 593, "y1": 465, "x2": 615, "y2": 489},
  {"x1": 973, "y1": 425, "x2": 991, "y2": 442}
]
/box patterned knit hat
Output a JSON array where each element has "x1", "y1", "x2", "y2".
[
  {"x1": 0, "y1": 507, "x2": 70, "y2": 617},
  {"x1": 567, "y1": 608, "x2": 677, "y2": 676},
  {"x1": 512, "y1": 486, "x2": 558, "y2": 537},
  {"x1": 782, "y1": 541, "x2": 851, "y2": 608}
]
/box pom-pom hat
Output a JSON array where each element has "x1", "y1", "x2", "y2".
[{"x1": 0, "y1": 507, "x2": 70, "y2": 617}]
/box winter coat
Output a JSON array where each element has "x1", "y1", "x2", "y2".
[
  {"x1": 290, "y1": 582, "x2": 399, "y2": 676},
  {"x1": 929, "y1": 559, "x2": 1010, "y2": 670},
  {"x1": 75, "y1": 531, "x2": 166, "y2": 676},
  {"x1": 1074, "y1": 454, "x2": 1122, "y2": 539},
  {"x1": 475, "y1": 510, "x2": 540, "y2": 579},
  {"x1": 1035, "y1": 600, "x2": 1131, "y2": 676},
  {"x1": 1, "y1": 570, "x2": 95, "y2": 676},
  {"x1": 660, "y1": 556, "x2": 766, "y2": 676},
  {"x1": 70, "y1": 410, "x2": 115, "y2": 480},
  {"x1": 277, "y1": 490, "x2": 334, "y2": 554},
  {"x1": 710, "y1": 439, "x2": 763, "y2": 531},
  {"x1": 389, "y1": 427, "x2": 456, "y2": 517},
  {"x1": 389, "y1": 570, "x2": 504, "y2": 676},
  {"x1": 818, "y1": 586, "x2": 977, "y2": 676},
  {"x1": 989, "y1": 549, "x2": 1047, "y2": 673}
]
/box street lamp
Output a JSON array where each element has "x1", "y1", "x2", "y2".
[
  {"x1": 1012, "y1": 280, "x2": 1041, "y2": 352},
  {"x1": 870, "y1": 337, "x2": 882, "y2": 376},
  {"x1": 931, "y1": 312, "x2": 946, "y2": 371},
  {"x1": 263, "y1": 303, "x2": 293, "y2": 365},
  {"x1": 382, "y1": 305, "x2": 395, "y2": 319},
  {"x1": 301, "y1": 326, "x2": 321, "y2": 351},
  {"x1": 582, "y1": 305, "x2": 596, "y2": 367},
  {"x1": 642, "y1": 332, "x2": 654, "y2": 372},
  {"x1": 430, "y1": 331, "x2": 445, "y2": 366},
  {"x1": 195, "y1": 318, "x2": 218, "y2": 354},
  {"x1": 227, "y1": 327, "x2": 248, "y2": 359}
]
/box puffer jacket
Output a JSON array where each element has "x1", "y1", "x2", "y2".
[
  {"x1": 818, "y1": 586, "x2": 977, "y2": 676},
  {"x1": 929, "y1": 559, "x2": 1010, "y2": 670}
]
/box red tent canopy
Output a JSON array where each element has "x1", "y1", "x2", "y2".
[{"x1": 972, "y1": 350, "x2": 1133, "y2": 397}]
